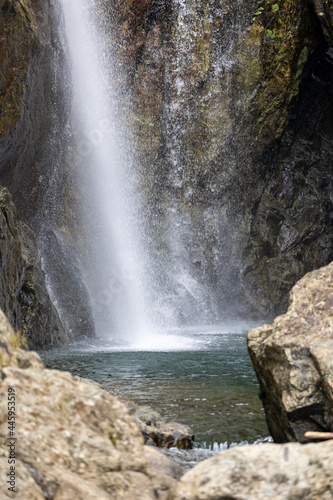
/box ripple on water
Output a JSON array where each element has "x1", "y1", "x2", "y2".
[{"x1": 41, "y1": 325, "x2": 270, "y2": 467}]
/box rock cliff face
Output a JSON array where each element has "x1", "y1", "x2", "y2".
[
  {"x1": 0, "y1": 308, "x2": 181, "y2": 499},
  {"x1": 99, "y1": 0, "x2": 333, "y2": 322},
  {"x1": 312, "y1": 0, "x2": 333, "y2": 46},
  {"x1": 0, "y1": 0, "x2": 67, "y2": 218},
  {"x1": 0, "y1": 0, "x2": 96, "y2": 341},
  {"x1": 0, "y1": 186, "x2": 66, "y2": 349},
  {"x1": 1, "y1": 0, "x2": 333, "y2": 335},
  {"x1": 248, "y1": 261, "x2": 333, "y2": 443}
]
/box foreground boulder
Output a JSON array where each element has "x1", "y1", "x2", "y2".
[
  {"x1": 170, "y1": 440, "x2": 333, "y2": 500},
  {"x1": 248, "y1": 262, "x2": 333, "y2": 443},
  {"x1": 0, "y1": 309, "x2": 181, "y2": 499}
]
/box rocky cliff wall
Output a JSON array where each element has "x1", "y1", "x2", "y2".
[
  {"x1": 0, "y1": 0, "x2": 68, "y2": 218},
  {"x1": 0, "y1": 0, "x2": 96, "y2": 341},
  {"x1": 101, "y1": 0, "x2": 333, "y2": 322},
  {"x1": 1, "y1": 0, "x2": 333, "y2": 335},
  {"x1": 0, "y1": 186, "x2": 66, "y2": 349}
]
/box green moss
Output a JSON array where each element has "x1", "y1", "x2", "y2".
[{"x1": 249, "y1": 0, "x2": 317, "y2": 143}]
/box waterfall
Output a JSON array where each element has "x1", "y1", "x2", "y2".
[{"x1": 60, "y1": 0, "x2": 153, "y2": 340}]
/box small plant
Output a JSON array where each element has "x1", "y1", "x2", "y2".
[
  {"x1": 266, "y1": 28, "x2": 276, "y2": 38},
  {"x1": 251, "y1": 6, "x2": 264, "y2": 23},
  {"x1": 272, "y1": 4, "x2": 279, "y2": 13}
]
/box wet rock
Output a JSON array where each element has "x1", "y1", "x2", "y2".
[
  {"x1": 170, "y1": 440, "x2": 333, "y2": 500},
  {"x1": 312, "y1": 0, "x2": 333, "y2": 46},
  {"x1": 99, "y1": 0, "x2": 333, "y2": 322},
  {"x1": 0, "y1": 186, "x2": 66, "y2": 349},
  {"x1": 37, "y1": 228, "x2": 96, "y2": 341},
  {"x1": 0, "y1": 0, "x2": 70, "y2": 221},
  {"x1": 126, "y1": 403, "x2": 194, "y2": 449},
  {"x1": 0, "y1": 0, "x2": 96, "y2": 343},
  {"x1": 248, "y1": 262, "x2": 333, "y2": 443},
  {"x1": 0, "y1": 309, "x2": 181, "y2": 499}
]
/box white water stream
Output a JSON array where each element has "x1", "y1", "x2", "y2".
[{"x1": 60, "y1": 0, "x2": 154, "y2": 341}]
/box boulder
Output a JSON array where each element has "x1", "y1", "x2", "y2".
[
  {"x1": 170, "y1": 440, "x2": 333, "y2": 500},
  {"x1": 0, "y1": 308, "x2": 182, "y2": 499},
  {"x1": 126, "y1": 403, "x2": 194, "y2": 449},
  {"x1": 248, "y1": 262, "x2": 333, "y2": 443}
]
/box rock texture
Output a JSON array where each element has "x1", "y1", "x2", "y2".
[
  {"x1": 248, "y1": 261, "x2": 333, "y2": 443},
  {"x1": 0, "y1": 308, "x2": 182, "y2": 499},
  {"x1": 0, "y1": 0, "x2": 96, "y2": 341},
  {"x1": 126, "y1": 403, "x2": 194, "y2": 449},
  {"x1": 0, "y1": 186, "x2": 66, "y2": 349},
  {"x1": 170, "y1": 440, "x2": 333, "y2": 500},
  {"x1": 312, "y1": 0, "x2": 333, "y2": 46},
  {"x1": 2, "y1": 0, "x2": 333, "y2": 333},
  {"x1": 94, "y1": 0, "x2": 333, "y2": 322},
  {"x1": 0, "y1": 0, "x2": 68, "y2": 219}
]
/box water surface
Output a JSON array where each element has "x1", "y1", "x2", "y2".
[{"x1": 42, "y1": 324, "x2": 270, "y2": 467}]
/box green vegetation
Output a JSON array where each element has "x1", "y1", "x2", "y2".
[
  {"x1": 252, "y1": 6, "x2": 264, "y2": 23},
  {"x1": 249, "y1": 0, "x2": 317, "y2": 142},
  {"x1": 9, "y1": 330, "x2": 29, "y2": 351}
]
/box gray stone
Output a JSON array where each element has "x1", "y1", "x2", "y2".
[
  {"x1": 126, "y1": 403, "x2": 194, "y2": 449},
  {"x1": 170, "y1": 440, "x2": 333, "y2": 500},
  {"x1": 248, "y1": 262, "x2": 333, "y2": 443}
]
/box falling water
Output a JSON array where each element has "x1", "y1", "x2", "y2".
[{"x1": 60, "y1": 0, "x2": 153, "y2": 341}]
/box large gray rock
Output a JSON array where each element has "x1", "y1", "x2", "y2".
[
  {"x1": 248, "y1": 262, "x2": 333, "y2": 443},
  {"x1": 0, "y1": 308, "x2": 182, "y2": 499},
  {"x1": 170, "y1": 440, "x2": 333, "y2": 500},
  {"x1": 0, "y1": 186, "x2": 66, "y2": 349}
]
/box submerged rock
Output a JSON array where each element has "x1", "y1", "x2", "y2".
[
  {"x1": 170, "y1": 440, "x2": 333, "y2": 500},
  {"x1": 126, "y1": 403, "x2": 194, "y2": 449},
  {"x1": 0, "y1": 309, "x2": 182, "y2": 499},
  {"x1": 0, "y1": 186, "x2": 66, "y2": 349},
  {"x1": 248, "y1": 261, "x2": 333, "y2": 443}
]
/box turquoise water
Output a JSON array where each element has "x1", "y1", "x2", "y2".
[{"x1": 41, "y1": 324, "x2": 270, "y2": 466}]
